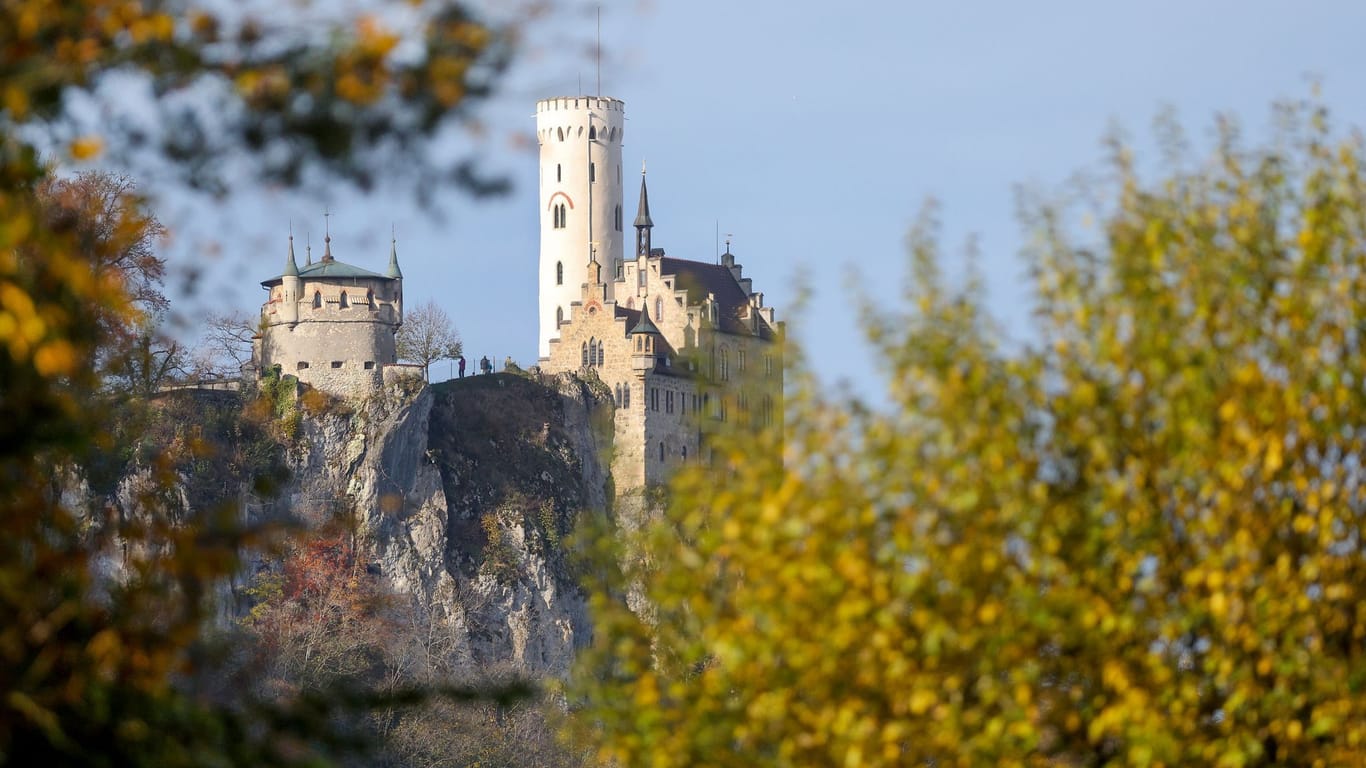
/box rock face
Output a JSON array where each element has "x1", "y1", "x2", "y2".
[
  {"x1": 84, "y1": 371, "x2": 616, "y2": 678},
  {"x1": 282, "y1": 372, "x2": 614, "y2": 676}
]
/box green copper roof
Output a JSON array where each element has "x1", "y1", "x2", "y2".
[{"x1": 631, "y1": 304, "x2": 660, "y2": 335}]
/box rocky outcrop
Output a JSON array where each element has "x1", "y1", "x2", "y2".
[
  {"x1": 77, "y1": 371, "x2": 616, "y2": 678},
  {"x1": 280, "y1": 371, "x2": 615, "y2": 675}
]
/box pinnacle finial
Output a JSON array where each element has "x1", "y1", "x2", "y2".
[
  {"x1": 322, "y1": 207, "x2": 334, "y2": 262},
  {"x1": 305, "y1": 231, "x2": 312, "y2": 265}
]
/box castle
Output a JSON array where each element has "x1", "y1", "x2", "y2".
[
  {"x1": 254, "y1": 94, "x2": 781, "y2": 490},
  {"x1": 533, "y1": 96, "x2": 782, "y2": 489},
  {"x1": 254, "y1": 230, "x2": 414, "y2": 393}
]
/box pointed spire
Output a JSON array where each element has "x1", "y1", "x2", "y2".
[
  {"x1": 634, "y1": 162, "x2": 653, "y2": 228},
  {"x1": 387, "y1": 226, "x2": 403, "y2": 278},
  {"x1": 305, "y1": 231, "x2": 312, "y2": 265},
  {"x1": 283, "y1": 228, "x2": 299, "y2": 276},
  {"x1": 630, "y1": 303, "x2": 660, "y2": 336},
  {"x1": 634, "y1": 164, "x2": 654, "y2": 258}
]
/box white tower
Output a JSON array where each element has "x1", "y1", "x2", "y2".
[{"x1": 536, "y1": 95, "x2": 626, "y2": 357}]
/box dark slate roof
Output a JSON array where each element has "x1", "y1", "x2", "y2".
[
  {"x1": 260, "y1": 258, "x2": 393, "y2": 287},
  {"x1": 615, "y1": 305, "x2": 641, "y2": 333},
  {"x1": 658, "y1": 257, "x2": 772, "y2": 339}
]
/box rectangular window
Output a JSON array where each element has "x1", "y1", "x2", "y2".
[
  {"x1": 297, "y1": 361, "x2": 309, "y2": 370},
  {"x1": 651, "y1": 388, "x2": 659, "y2": 411},
  {"x1": 666, "y1": 391, "x2": 674, "y2": 414},
  {"x1": 739, "y1": 350, "x2": 746, "y2": 372},
  {"x1": 589, "y1": 162, "x2": 595, "y2": 183},
  {"x1": 364, "y1": 361, "x2": 375, "y2": 370},
  {"x1": 331, "y1": 361, "x2": 343, "y2": 369}
]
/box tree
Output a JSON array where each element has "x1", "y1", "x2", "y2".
[
  {"x1": 193, "y1": 311, "x2": 260, "y2": 379},
  {"x1": 397, "y1": 301, "x2": 463, "y2": 381},
  {"x1": 0, "y1": 1, "x2": 532, "y2": 763},
  {"x1": 571, "y1": 100, "x2": 1366, "y2": 766}
]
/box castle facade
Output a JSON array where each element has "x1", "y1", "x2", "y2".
[{"x1": 535, "y1": 95, "x2": 782, "y2": 490}]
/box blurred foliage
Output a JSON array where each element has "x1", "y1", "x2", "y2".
[
  {"x1": 571, "y1": 99, "x2": 1366, "y2": 766},
  {"x1": 0, "y1": 0, "x2": 525, "y2": 763},
  {"x1": 2, "y1": 0, "x2": 511, "y2": 196}
]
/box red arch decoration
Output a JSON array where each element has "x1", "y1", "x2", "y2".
[{"x1": 546, "y1": 191, "x2": 575, "y2": 210}]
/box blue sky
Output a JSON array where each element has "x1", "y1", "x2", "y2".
[{"x1": 164, "y1": 1, "x2": 1366, "y2": 399}]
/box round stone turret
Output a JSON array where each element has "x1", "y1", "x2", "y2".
[{"x1": 536, "y1": 95, "x2": 626, "y2": 357}]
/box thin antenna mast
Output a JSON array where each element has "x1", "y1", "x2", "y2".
[{"x1": 596, "y1": 5, "x2": 601, "y2": 97}]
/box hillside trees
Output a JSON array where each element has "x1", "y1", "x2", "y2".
[
  {"x1": 397, "y1": 300, "x2": 463, "y2": 381},
  {"x1": 572, "y1": 101, "x2": 1366, "y2": 766},
  {"x1": 0, "y1": 0, "x2": 533, "y2": 763}
]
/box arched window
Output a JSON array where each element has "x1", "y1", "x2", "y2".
[
  {"x1": 557, "y1": 127, "x2": 564, "y2": 141},
  {"x1": 581, "y1": 342, "x2": 589, "y2": 368},
  {"x1": 719, "y1": 348, "x2": 730, "y2": 381},
  {"x1": 614, "y1": 384, "x2": 621, "y2": 407},
  {"x1": 589, "y1": 125, "x2": 596, "y2": 140},
  {"x1": 339, "y1": 291, "x2": 349, "y2": 308},
  {"x1": 596, "y1": 340, "x2": 605, "y2": 366},
  {"x1": 366, "y1": 290, "x2": 374, "y2": 307},
  {"x1": 556, "y1": 261, "x2": 563, "y2": 285},
  {"x1": 655, "y1": 296, "x2": 663, "y2": 322},
  {"x1": 588, "y1": 337, "x2": 596, "y2": 367},
  {"x1": 312, "y1": 291, "x2": 321, "y2": 309},
  {"x1": 623, "y1": 385, "x2": 630, "y2": 408}
]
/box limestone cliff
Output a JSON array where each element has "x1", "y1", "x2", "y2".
[{"x1": 81, "y1": 371, "x2": 616, "y2": 678}]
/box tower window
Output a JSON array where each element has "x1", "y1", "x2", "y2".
[
  {"x1": 614, "y1": 205, "x2": 622, "y2": 231},
  {"x1": 331, "y1": 361, "x2": 343, "y2": 369},
  {"x1": 553, "y1": 204, "x2": 567, "y2": 229},
  {"x1": 556, "y1": 261, "x2": 563, "y2": 285},
  {"x1": 581, "y1": 342, "x2": 588, "y2": 368},
  {"x1": 557, "y1": 306, "x2": 564, "y2": 327},
  {"x1": 659, "y1": 442, "x2": 664, "y2": 462},
  {"x1": 589, "y1": 125, "x2": 596, "y2": 140},
  {"x1": 340, "y1": 291, "x2": 349, "y2": 308},
  {"x1": 589, "y1": 163, "x2": 595, "y2": 183},
  {"x1": 557, "y1": 127, "x2": 564, "y2": 141},
  {"x1": 313, "y1": 292, "x2": 322, "y2": 309},
  {"x1": 556, "y1": 163, "x2": 562, "y2": 182},
  {"x1": 638, "y1": 267, "x2": 646, "y2": 289}
]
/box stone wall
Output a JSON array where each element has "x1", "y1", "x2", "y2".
[{"x1": 259, "y1": 275, "x2": 400, "y2": 397}]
